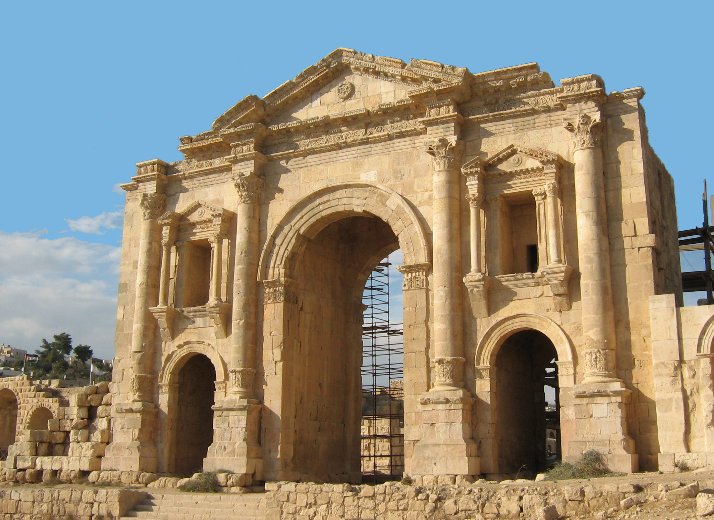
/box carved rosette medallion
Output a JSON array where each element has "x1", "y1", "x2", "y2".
[
  {"x1": 426, "y1": 137, "x2": 461, "y2": 171},
  {"x1": 564, "y1": 113, "x2": 601, "y2": 151},
  {"x1": 234, "y1": 172, "x2": 265, "y2": 204},
  {"x1": 433, "y1": 356, "x2": 465, "y2": 388},
  {"x1": 396, "y1": 263, "x2": 430, "y2": 291},
  {"x1": 140, "y1": 193, "x2": 166, "y2": 221},
  {"x1": 337, "y1": 81, "x2": 355, "y2": 101},
  {"x1": 230, "y1": 367, "x2": 256, "y2": 394}
]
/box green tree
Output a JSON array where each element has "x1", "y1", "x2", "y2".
[
  {"x1": 33, "y1": 332, "x2": 73, "y2": 378},
  {"x1": 73, "y1": 345, "x2": 93, "y2": 363}
]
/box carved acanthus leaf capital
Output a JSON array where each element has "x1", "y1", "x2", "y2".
[
  {"x1": 426, "y1": 137, "x2": 462, "y2": 171},
  {"x1": 396, "y1": 263, "x2": 430, "y2": 291},
  {"x1": 532, "y1": 187, "x2": 547, "y2": 201},
  {"x1": 564, "y1": 113, "x2": 601, "y2": 150},
  {"x1": 234, "y1": 172, "x2": 265, "y2": 204},
  {"x1": 140, "y1": 193, "x2": 166, "y2": 221},
  {"x1": 466, "y1": 192, "x2": 483, "y2": 207},
  {"x1": 433, "y1": 356, "x2": 465, "y2": 388},
  {"x1": 544, "y1": 180, "x2": 558, "y2": 198},
  {"x1": 229, "y1": 367, "x2": 256, "y2": 395}
]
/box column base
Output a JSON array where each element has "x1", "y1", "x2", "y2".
[
  {"x1": 570, "y1": 380, "x2": 638, "y2": 473},
  {"x1": 410, "y1": 388, "x2": 479, "y2": 476},
  {"x1": 464, "y1": 272, "x2": 489, "y2": 318},
  {"x1": 203, "y1": 400, "x2": 263, "y2": 485},
  {"x1": 102, "y1": 402, "x2": 158, "y2": 472}
]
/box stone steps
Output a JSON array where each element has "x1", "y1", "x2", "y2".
[{"x1": 120, "y1": 491, "x2": 265, "y2": 520}]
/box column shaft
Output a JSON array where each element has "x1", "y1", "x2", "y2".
[
  {"x1": 545, "y1": 183, "x2": 562, "y2": 265},
  {"x1": 469, "y1": 199, "x2": 482, "y2": 274},
  {"x1": 210, "y1": 237, "x2": 223, "y2": 303},
  {"x1": 158, "y1": 243, "x2": 171, "y2": 307},
  {"x1": 427, "y1": 138, "x2": 464, "y2": 388}
]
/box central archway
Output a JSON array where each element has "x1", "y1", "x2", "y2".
[{"x1": 259, "y1": 183, "x2": 431, "y2": 483}]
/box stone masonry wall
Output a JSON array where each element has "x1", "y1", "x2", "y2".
[{"x1": 0, "y1": 486, "x2": 146, "y2": 519}]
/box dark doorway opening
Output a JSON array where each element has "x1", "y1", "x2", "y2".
[
  {"x1": 495, "y1": 330, "x2": 560, "y2": 476},
  {"x1": 173, "y1": 354, "x2": 215, "y2": 475}
]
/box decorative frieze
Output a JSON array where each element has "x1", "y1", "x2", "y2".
[
  {"x1": 397, "y1": 263, "x2": 430, "y2": 290},
  {"x1": 583, "y1": 347, "x2": 609, "y2": 377},
  {"x1": 564, "y1": 113, "x2": 601, "y2": 150},
  {"x1": 135, "y1": 159, "x2": 168, "y2": 177}
]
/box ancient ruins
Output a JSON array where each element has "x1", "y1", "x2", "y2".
[{"x1": 2, "y1": 49, "x2": 713, "y2": 490}]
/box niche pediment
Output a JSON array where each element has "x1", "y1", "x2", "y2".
[
  {"x1": 168, "y1": 202, "x2": 233, "y2": 242},
  {"x1": 485, "y1": 145, "x2": 560, "y2": 176}
]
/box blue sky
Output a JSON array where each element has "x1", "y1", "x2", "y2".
[{"x1": 1, "y1": 2, "x2": 712, "y2": 358}]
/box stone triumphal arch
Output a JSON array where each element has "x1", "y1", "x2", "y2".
[{"x1": 95, "y1": 48, "x2": 706, "y2": 483}]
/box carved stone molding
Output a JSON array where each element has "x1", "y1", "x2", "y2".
[
  {"x1": 426, "y1": 137, "x2": 461, "y2": 171},
  {"x1": 542, "y1": 263, "x2": 573, "y2": 311},
  {"x1": 556, "y1": 361, "x2": 575, "y2": 378},
  {"x1": 149, "y1": 306, "x2": 175, "y2": 342},
  {"x1": 140, "y1": 193, "x2": 166, "y2": 221},
  {"x1": 397, "y1": 263, "x2": 430, "y2": 290},
  {"x1": 230, "y1": 367, "x2": 256, "y2": 395},
  {"x1": 564, "y1": 113, "x2": 601, "y2": 151},
  {"x1": 234, "y1": 172, "x2": 265, "y2": 204},
  {"x1": 206, "y1": 301, "x2": 231, "y2": 338},
  {"x1": 463, "y1": 272, "x2": 490, "y2": 318},
  {"x1": 544, "y1": 180, "x2": 558, "y2": 197},
  {"x1": 532, "y1": 186, "x2": 547, "y2": 201},
  {"x1": 433, "y1": 356, "x2": 465, "y2": 388},
  {"x1": 136, "y1": 159, "x2": 168, "y2": 177},
  {"x1": 461, "y1": 156, "x2": 483, "y2": 189}
]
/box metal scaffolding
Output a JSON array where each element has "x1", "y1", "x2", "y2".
[
  {"x1": 361, "y1": 260, "x2": 404, "y2": 483},
  {"x1": 679, "y1": 183, "x2": 714, "y2": 304}
]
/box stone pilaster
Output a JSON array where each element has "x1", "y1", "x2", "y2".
[{"x1": 565, "y1": 109, "x2": 637, "y2": 472}]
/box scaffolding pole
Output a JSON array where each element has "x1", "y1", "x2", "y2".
[{"x1": 361, "y1": 261, "x2": 404, "y2": 483}]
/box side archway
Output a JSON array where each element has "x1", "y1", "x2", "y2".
[
  {"x1": 476, "y1": 313, "x2": 575, "y2": 386},
  {"x1": 26, "y1": 406, "x2": 53, "y2": 430},
  {"x1": 259, "y1": 182, "x2": 430, "y2": 282},
  {"x1": 697, "y1": 314, "x2": 714, "y2": 356},
  {"x1": 159, "y1": 340, "x2": 227, "y2": 387}
]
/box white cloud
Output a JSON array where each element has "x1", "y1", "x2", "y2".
[
  {"x1": 0, "y1": 232, "x2": 119, "y2": 360},
  {"x1": 66, "y1": 210, "x2": 123, "y2": 235}
]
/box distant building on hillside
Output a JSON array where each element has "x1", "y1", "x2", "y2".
[{"x1": 0, "y1": 345, "x2": 26, "y2": 364}]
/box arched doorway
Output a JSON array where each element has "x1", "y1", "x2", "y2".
[
  {"x1": 27, "y1": 407, "x2": 53, "y2": 431},
  {"x1": 171, "y1": 354, "x2": 216, "y2": 475},
  {"x1": 0, "y1": 390, "x2": 18, "y2": 458},
  {"x1": 283, "y1": 215, "x2": 400, "y2": 482},
  {"x1": 494, "y1": 330, "x2": 560, "y2": 476}
]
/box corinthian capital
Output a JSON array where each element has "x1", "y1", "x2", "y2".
[
  {"x1": 140, "y1": 193, "x2": 166, "y2": 220},
  {"x1": 234, "y1": 171, "x2": 264, "y2": 204},
  {"x1": 426, "y1": 137, "x2": 461, "y2": 171},
  {"x1": 564, "y1": 113, "x2": 601, "y2": 150}
]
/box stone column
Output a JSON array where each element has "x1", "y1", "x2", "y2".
[
  {"x1": 209, "y1": 234, "x2": 223, "y2": 304},
  {"x1": 426, "y1": 137, "x2": 465, "y2": 390},
  {"x1": 462, "y1": 161, "x2": 489, "y2": 318},
  {"x1": 203, "y1": 170, "x2": 264, "y2": 482},
  {"x1": 411, "y1": 136, "x2": 478, "y2": 478},
  {"x1": 565, "y1": 112, "x2": 618, "y2": 383},
  {"x1": 229, "y1": 170, "x2": 264, "y2": 398},
  {"x1": 157, "y1": 215, "x2": 177, "y2": 308},
  {"x1": 566, "y1": 110, "x2": 637, "y2": 472},
  {"x1": 130, "y1": 192, "x2": 165, "y2": 401},
  {"x1": 544, "y1": 181, "x2": 562, "y2": 265}
]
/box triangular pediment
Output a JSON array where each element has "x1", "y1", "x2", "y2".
[
  {"x1": 484, "y1": 145, "x2": 560, "y2": 175},
  {"x1": 212, "y1": 48, "x2": 469, "y2": 131},
  {"x1": 180, "y1": 202, "x2": 227, "y2": 224}
]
